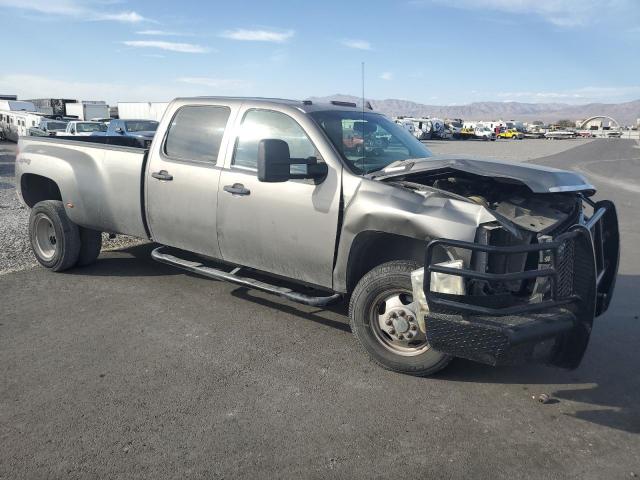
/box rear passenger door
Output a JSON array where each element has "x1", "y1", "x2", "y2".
[{"x1": 145, "y1": 103, "x2": 236, "y2": 258}]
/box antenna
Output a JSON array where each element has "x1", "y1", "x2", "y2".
[{"x1": 361, "y1": 61, "x2": 365, "y2": 175}]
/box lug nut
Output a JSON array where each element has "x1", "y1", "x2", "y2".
[
  {"x1": 399, "y1": 310, "x2": 406, "y2": 317},
  {"x1": 391, "y1": 312, "x2": 398, "y2": 319},
  {"x1": 388, "y1": 328, "x2": 395, "y2": 335},
  {"x1": 410, "y1": 324, "x2": 417, "y2": 331},
  {"x1": 397, "y1": 334, "x2": 404, "y2": 340},
  {"x1": 407, "y1": 332, "x2": 413, "y2": 339},
  {"x1": 407, "y1": 315, "x2": 414, "y2": 322},
  {"x1": 385, "y1": 319, "x2": 393, "y2": 326}
]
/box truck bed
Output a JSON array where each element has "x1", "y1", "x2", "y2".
[{"x1": 16, "y1": 136, "x2": 150, "y2": 239}]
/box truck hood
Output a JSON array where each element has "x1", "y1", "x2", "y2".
[
  {"x1": 371, "y1": 155, "x2": 595, "y2": 195},
  {"x1": 128, "y1": 131, "x2": 156, "y2": 139}
]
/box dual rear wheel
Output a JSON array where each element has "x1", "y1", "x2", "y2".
[{"x1": 29, "y1": 200, "x2": 102, "y2": 272}]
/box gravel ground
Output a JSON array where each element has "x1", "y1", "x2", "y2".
[
  {"x1": 0, "y1": 141, "x2": 145, "y2": 275},
  {"x1": 425, "y1": 137, "x2": 594, "y2": 162}
]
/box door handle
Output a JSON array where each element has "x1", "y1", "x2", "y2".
[
  {"x1": 223, "y1": 183, "x2": 251, "y2": 196},
  {"x1": 151, "y1": 170, "x2": 173, "y2": 181}
]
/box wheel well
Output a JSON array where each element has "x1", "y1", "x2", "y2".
[
  {"x1": 345, "y1": 231, "x2": 426, "y2": 293},
  {"x1": 20, "y1": 174, "x2": 62, "y2": 208}
]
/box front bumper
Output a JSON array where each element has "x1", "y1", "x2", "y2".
[{"x1": 422, "y1": 199, "x2": 619, "y2": 369}]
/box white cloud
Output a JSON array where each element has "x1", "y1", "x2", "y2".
[
  {"x1": 380, "y1": 72, "x2": 393, "y2": 81},
  {"x1": 220, "y1": 28, "x2": 294, "y2": 43},
  {"x1": 122, "y1": 40, "x2": 209, "y2": 53},
  {"x1": 136, "y1": 29, "x2": 190, "y2": 36},
  {"x1": 0, "y1": 0, "x2": 151, "y2": 23},
  {"x1": 0, "y1": 73, "x2": 253, "y2": 105},
  {"x1": 178, "y1": 77, "x2": 251, "y2": 89},
  {"x1": 414, "y1": 0, "x2": 633, "y2": 27},
  {"x1": 341, "y1": 39, "x2": 372, "y2": 50},
  {"x1": 497, "y1": 85, "x2": 640, "y2": 103}
]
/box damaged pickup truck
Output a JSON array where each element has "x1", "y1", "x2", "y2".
[{"x1": 15, "y1": 97, "x2": 619, "y2": 376}]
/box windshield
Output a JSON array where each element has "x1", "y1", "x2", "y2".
[
  {"x1": 46, "y1": 122, "x2": 67, "y2": 130},
  {"x1": 77, "y1": 122, "x2": 107, "y2": 133},
  {"x1": 125, "y1": 120, "x2": 158, "y2": 132},
  {"x1": 309, "y1": 110, "x2": 432, "y2": 174}
]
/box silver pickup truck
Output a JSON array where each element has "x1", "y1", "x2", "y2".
[{"x1": 15, "y1": 97, "x2": 619, "y2": 376}]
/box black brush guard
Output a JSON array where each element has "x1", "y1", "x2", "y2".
[{"x1": 422, "y1": 200, "x2": 619, "y2": 369}]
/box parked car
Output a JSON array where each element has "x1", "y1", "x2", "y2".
[
  {"x1": 474, "y1": 126, "x2": 496, "y2": 141},
  {"x1": 92, "y1": 119, "x2": 159, "y2": 146},
  {"x1": 498, "y1": 128, "x2": 524, "y2": 139},
  {"x1": 28, "y1": 119, "x2": 68, "y2": 137},
  {"x1": 64, "y1": 121, "x2": 107, "y2": 136},
  {"x1": 16, "y1": 97, "x2": 619, "y2": 377}
]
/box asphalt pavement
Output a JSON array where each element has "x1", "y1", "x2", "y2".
[{"x1": 1, "y1": 139, "x2": 638, "y2": 479}]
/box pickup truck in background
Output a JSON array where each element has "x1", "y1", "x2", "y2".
[
  {"x1": 91, "y1": 118, "x2": 158, "y2": 147},
  {"x1": 28, "y1": 119, "x2": 69, "y2": 137},
  {"x1": 64, "y1": 121, "x2": 108, "y2": 136},
  {"x1": 15, "y1": 97, "x2": 619, "y2": 376}
]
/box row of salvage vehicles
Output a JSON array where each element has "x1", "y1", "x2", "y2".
[{"x1": 395, "y1": 117, "x2": 499, "y2": 141}]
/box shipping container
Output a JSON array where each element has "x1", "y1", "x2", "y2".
[{"x1": 117, "y1": 102, "x2": 169, "y2": 121}]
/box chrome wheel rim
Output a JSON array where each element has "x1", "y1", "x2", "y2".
[
  {"x1": 370, "y1": 290, "x2": 430, "y2": 356},
  {"x1": 34, "y1": 213, "x2": 57, "y2": 261}
]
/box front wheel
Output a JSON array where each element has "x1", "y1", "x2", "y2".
[{"x1": 349, "y1": 261, "x2": 452, "y2": 376}]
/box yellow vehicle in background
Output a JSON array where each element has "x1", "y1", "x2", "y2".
[{"x1": 498, "y1": 128, "x2": 524, "y2": 140}]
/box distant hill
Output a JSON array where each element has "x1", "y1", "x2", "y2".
[{"x1": 308, "y1": 94, "x2": 640, "y2": 126}]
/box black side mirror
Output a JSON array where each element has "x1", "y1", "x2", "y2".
[
  {"x1": 257, "y1": 139, "x2": 328, "y2": 183},
  {"x1": 258, "y1": 139, "x2": 291, "y2": 182}
]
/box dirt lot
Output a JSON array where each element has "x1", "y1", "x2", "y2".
[{"x1": 1, "y1": 138, "x2": 638, "y2": 479}]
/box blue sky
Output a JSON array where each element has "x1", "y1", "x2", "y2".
[{"x1": 0, "y1": 0, "x2": 638, "y2": 105}]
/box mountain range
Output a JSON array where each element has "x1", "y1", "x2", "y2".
[{"x1": 309, "y1": 94, "x2": 640, "y2": 126}]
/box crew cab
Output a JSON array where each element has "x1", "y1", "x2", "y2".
[
  {"x1": 64, "y1": 121, "x2": 108, "y2": 136},
  {"x1": 92, "y1": 119, "x2": 158, "y2": 147},
  {"x1": 15, "y1": 97, "x2": 619, "y2": 376}
]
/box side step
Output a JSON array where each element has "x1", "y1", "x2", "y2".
[{"x1": 151, "y1": 246, "x2": 342, "y2": 307}]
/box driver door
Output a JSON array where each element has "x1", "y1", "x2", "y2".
[{"x1": 216, "y1": 108, "x2": 341, "y2": 288}]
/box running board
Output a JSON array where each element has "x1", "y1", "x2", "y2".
[{"x1": 151, "y1": 246, "x2": 342, "y2": 307}]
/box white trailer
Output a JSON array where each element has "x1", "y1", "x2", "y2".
[
  {"x1": 65, "y1": 102, "x2": 109, "y2": 121},
  {"x1": 117, "y1": 102, "x2": 169, "y2": 121},
  {"x1": 0, "y1": 110, "x2": 45, "y2": 141}
]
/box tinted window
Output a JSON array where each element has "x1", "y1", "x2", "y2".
[
  {"x1": 233, "y1": 109, "x2": 317, "y2": 170},
  {"x1": 165, "y1": 106, "x2": 230, "y2": 163}
]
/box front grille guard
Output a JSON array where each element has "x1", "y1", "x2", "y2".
[{"x1": 424, "y1": 201, "x2": 617, "y2": 317}]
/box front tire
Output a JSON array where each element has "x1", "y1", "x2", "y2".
[
  {"x1": 349, "y1": 260, "x2": 452, "y2": 376},
  {"x1": 29, "y1": 200, "x2": 81, "y2": 272}
]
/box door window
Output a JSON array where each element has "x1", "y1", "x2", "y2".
[
  {"x1": 233, "y1": 109, "x2": 318, "y2": 170},
  {"x1": 164, "y1": 105, "x2": 230, "y2": 163}
]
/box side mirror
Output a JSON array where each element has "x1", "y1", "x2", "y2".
[
  {"x1": 115, "y1": 127, "x2": 124, "y2": 134},
  {"x1": 258, "y1": 139, "x2": 291, "y2": 183},
  {"x1": 257, "y1": 139, "x2": 328, "y2": 183}
]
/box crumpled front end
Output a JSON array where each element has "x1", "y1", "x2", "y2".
[{"x1": 415, "y1": 197, "x2": 619, "y2": 369}]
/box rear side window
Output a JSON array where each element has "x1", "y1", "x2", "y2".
[{"x1": 164, "y1": 105, "x2": 230, "y2": 163}]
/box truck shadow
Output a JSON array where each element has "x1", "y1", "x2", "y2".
[
  {"x1": 78, "y1": 244, "x2": 639, "y2": 434},
  {"x1": 439, "y1": 273, "x2": 640, "y2": 434},
  {"x1": 68, "y1": 243, "x2": 182, "y2": 277}
]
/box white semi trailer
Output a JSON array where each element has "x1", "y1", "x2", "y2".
[
  {"x1": 117, "y1": 102, "x2": 169, "y2": 121},
  {"x1": 65, "y1": 102, "x2": 109, "y2": 121}
]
